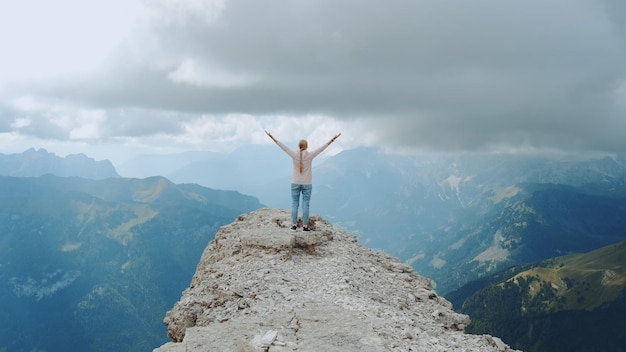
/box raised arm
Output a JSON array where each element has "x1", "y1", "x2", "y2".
[
  {"x1": 327, "y1": 132, "x2": 342, "y2": 146},
  {"x1": 265, "y1": 130, "x2": 278, "y2": 143},
  {"x1": 266, "y1": 130, "x2": 296, "y2": 157}
]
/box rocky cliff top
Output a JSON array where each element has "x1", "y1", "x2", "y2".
[{"x1": 154, "y1": 208, "x2": 519, "y2": 352}]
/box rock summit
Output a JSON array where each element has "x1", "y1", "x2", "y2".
[{"x1": 154, "y1": 208, "x2": 519, "y2": 352}]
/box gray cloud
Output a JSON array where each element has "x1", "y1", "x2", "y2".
[
  {"x1": 2, "y1": 0, "x2": 626, "y2": 153},
  {"x1": 103, "y1": 108, "x2": 189, "y2": 137}
]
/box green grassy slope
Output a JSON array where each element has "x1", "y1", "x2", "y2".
[{"x1": 459, "y1": 240, "x2": 626, "y2": 352}]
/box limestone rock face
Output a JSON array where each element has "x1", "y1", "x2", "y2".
[{"x1": 154, "y1": 208, "x2": 520, "y2": 352}]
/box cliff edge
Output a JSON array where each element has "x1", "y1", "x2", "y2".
[{"x1": 154, "y1": 208, "x2": 519, "y2": 352}]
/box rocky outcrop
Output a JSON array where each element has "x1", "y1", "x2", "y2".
[{"x1": 154, "y1": 208, "x2": 520, "y2": 352}]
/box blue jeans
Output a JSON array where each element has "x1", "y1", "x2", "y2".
[{"x1": 291, "y1": 183, "x2": 312, "y2": 225}]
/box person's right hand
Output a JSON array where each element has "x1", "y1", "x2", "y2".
[{"x1": 265, "y1": 130, "x2": 277, "y2": 142}]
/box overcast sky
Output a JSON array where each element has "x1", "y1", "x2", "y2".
[{"x1": 1, "y1": 0, "x2": 626, "y2": 163}]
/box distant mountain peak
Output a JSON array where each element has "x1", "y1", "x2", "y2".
[
  {"x1": 0, "y1": 148, "x2": 119, "y2": 179},
  {"x1": 155, "y1": 208, "x2": 518, "y2": 352},
  {"x1": 23, "y1": 147, "x2": 48, "y2": 154}
]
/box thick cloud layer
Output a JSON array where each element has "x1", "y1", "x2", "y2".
[{"x1": 1, "y1": 0, "x2": 625, "y2": 155}]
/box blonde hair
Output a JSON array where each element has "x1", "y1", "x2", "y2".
[{"x1": 298, "y1": 140, "x2": 308, "y2": 173}]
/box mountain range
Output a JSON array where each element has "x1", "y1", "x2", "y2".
[
  {"x1": 0, "y1": 148, "x2": 119, "y2": 179},
  {"x1": 3, "y1": 147, "x2": 626, "y2": 351},
  {"x1": 0, "y1": 174, "x2": 261, "y2": 352},
  {"x1": 119, "y1": 148, "x2": 626, "y2": 295}
]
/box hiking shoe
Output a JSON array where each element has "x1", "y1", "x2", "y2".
[
  {"x1": 303, "y1": 226, "x2": 311, "y2": 232},
  {"x1": 290, "y1": 225, "x2": 297, "y2": 231}
]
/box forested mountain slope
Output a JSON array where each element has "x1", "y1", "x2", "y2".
[
  {"x1": 0, "y1": 175, "x2": 261, "y2": 352},
  {"x1": 453, "y1": 240, "x2": 626, "y2": 352}
]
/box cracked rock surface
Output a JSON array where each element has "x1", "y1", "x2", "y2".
[{"x1": 154, "y1": 208, "x2": 520, "y2": 352}]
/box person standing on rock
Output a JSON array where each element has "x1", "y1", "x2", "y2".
[{"x1": 265, "y1": 131, "x2": 341, "y2": 231}]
